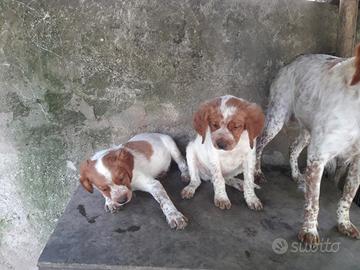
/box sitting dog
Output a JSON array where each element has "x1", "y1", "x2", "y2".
[
  {"x1": 79, "y1": 133, "x2": 189, "y2": 229},
  {"x1": 182, "y1": 95, "x2": 264, "y2": 210},
  {"x1": 255, "y1": 45, "x2": 360, "y2": 244}
]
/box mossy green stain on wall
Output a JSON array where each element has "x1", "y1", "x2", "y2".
[
  {"x1": 0, "y1": 218, "x2": 10, "y2": 246},
  {"x1": 44, "y1": 91, "x2": 71, "y2": 115},
  {"x1": 43, "y1": 72, "x2": 65, "y2": 91},
  {"x1": 5, "y1": 92, "x2": 30, "y2": 118}
]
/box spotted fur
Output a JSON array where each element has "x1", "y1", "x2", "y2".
[{"x1": 255, "y1": 45, "x2": 360, "y2": 245}]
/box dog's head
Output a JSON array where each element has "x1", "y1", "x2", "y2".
[
  {"x1": 79, "y1": 148, "x2": 134, "y2": 206},
  {"x1": 193, "y1": 96, "x2": 264, "y2": 150}
]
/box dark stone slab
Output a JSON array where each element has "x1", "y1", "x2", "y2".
[{"x1": 38, "y1": 167, "x2": 360, "y2": 270}]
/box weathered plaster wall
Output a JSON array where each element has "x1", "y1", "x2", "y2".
[{"x1": 0, "y1": 0, "x2": 340, "y2": 269}]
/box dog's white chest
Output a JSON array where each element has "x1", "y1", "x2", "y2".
[
  {"x1": 218, "y1": 148, "x2": 246, "y2": 175},
  {"x1": 218, "y1": 135, "x2": 251, "y2": 176}
]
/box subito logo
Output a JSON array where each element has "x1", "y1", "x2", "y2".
[{"x1": 272, "y1": 238, "x2": 288, "y2": 254}]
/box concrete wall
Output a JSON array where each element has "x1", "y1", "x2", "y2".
[{"x1": 0, "y1": 0, "x2": 341, "y2": 269}]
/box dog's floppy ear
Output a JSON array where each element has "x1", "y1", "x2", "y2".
[
  {"x1": 350, "y1": 43, "x2": 360, "y2": 86},
  {"x1": 103, "y1": 149, "x2": 134, "y2": 187},
  {"x1": 193, "y1": 104, "x2": 209, "y2": 144},
  {"x1": 245, "y1": 104, "x2": 265, "y2": 149},
  {"x1": 113, "y1": 149, "x2": 134, "y2": 187},
  {"x1": 79, "y1": 160, "x2": 94, "y2": 193}
]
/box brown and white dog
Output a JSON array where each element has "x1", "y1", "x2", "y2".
[
  {"x1": 182, "y1": 95, "x2": 264, "y2": 210},
  {"x1": 79, "y1": 133, "x2": 189, "y2": 229},
  {"x1": 255, "y1": 45, "x2": 360, "y2": 245}
]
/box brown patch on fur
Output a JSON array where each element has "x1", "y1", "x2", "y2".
[
  {"x1": 193, "y1": 97, "x2": 222, "y2": 143},
  {"x1": 227, "y1": 109, "x2": 246, "y2": 145},
  {"x1": 79, "y1": 160, "x2": 110, "y2": 197},
  {"x1": 124, "y1": 140, "x2": 153, "y2": 160},
  {"x1": 350, "y1": 44, "x2": 360, "y2": 86},
  {"x1": 245, "y1": 104, "x2": 265, "y2": 149},
  {"x1": 102, "y1": 148, "x2": 134, "y2": 188},
  {"x1": 225, "y1": 97, "x2": 248, "y2": 108},
  {"x1": 226, "y1": 98, "x2": 265, "y2": 149}
]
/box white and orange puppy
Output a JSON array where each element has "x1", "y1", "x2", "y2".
[
  {"x1": 79, "y1": 133, "x2": 189, "y2": 229},
  {"x1": 182, "y1": 95, "x2": 264, "y2": 210}
]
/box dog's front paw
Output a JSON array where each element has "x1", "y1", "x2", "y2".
[
  {"x1": 166, "y1": 211, "x2": 188, "y2": 230},
  {"x1": 338, "y1": 222, "x2": 360, "y2": 239},
  {"x1": 181, "y1": 186, "x2": 196, "y2": 199},
  {"x1": 214, "y1": 195, "x2": 231, "y2": 210},
  {"x1": 246, "y1": 197, "x2": 263, "y2": 211},
  {"x1": 298, "y1": 227, "x2": 320, "y2": 246}
]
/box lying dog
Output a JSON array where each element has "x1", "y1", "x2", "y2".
[
  {"x1": 79, "y1": 133, "x2": 189, "y2": 229},
  {"x1": 255, "y1": 45, "x2": 360, "y2": 244},
  {"x1": 182, "y1": 95, "x2": 264, "y2": 210}
]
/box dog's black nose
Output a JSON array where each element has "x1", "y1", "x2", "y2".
[
  {"x1": 118, "y1": 196, "x2": 128, "y2": 204},
  {"x1": 216, "y1": 140, "x2": 227, "y2": 150}
]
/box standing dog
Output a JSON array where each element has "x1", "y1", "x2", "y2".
[
  {"x1": 255, "y1": 45, "x2": 360, "y2": 244},
  {"x1": 80, "y1": 133, "x2": 189, "y2": 229},
  {"x1": 182, "y1": 95, "x2": 264, "y2": 210}
]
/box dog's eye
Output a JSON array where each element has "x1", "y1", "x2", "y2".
[
  {"x1": 234, "y1": 124, "x2": 243, "y2": 129},
  {"x1": 210, "y1": 122, "x2": 220, "y2": 129},
  {"x1": 99, "y1": 186, "x2": 110, "y2": 192}
]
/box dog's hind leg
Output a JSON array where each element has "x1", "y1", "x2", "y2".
[
  {"x1": 337, "y1": 156, "x2": 360, "y2": 239},
  {"x1": 181, "y1": 142, "x2": 202, "y2": 199},
  {"x1": 289, "y1": 128, "x2": 310, "y2": 186},
  {"x1": 160, "y1": 135, "x2": 189, "y2": 181}
]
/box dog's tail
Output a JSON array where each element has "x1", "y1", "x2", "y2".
[
  {"x1": 325, "y1": 158, "x2": 337, "y2": 180},
  {"x1": 256, "y1": 66, "x2": 295, "y2": 154}
]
